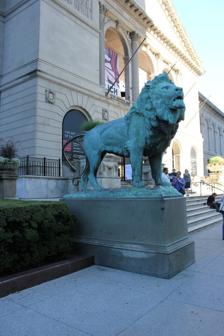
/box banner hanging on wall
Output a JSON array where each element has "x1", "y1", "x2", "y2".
[{"x1": 105, "y1": 48, "x2": 120, "y2": 96}]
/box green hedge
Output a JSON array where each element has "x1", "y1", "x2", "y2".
[{"x1": 0, "y1": 202, "x2": 75, "y2": 276}]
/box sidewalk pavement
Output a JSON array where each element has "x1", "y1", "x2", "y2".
[{"x1": 1, "y1": 222, "x2": 224, "y2": 336}]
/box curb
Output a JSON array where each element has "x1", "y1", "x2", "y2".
[{"x1": 0, "y1": 255, "x2": 94, "y2": 298}]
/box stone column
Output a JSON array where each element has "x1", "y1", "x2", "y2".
[
  {"x1": 124, "y1": 54, "x2": 130, "y2": 101},
  {"x1": 214, "y1": 124, "x2": 218, "y2": 153},
  {"x1": 99, "y1": 3, "x2": 107, "y2": 88},
  {"x1": 207, "y1": 121, "x2": 211, "y2": 152},
  {"x1": 222, "y1": 130, "x2": 224, "y2": 155},
  {"x1": 218, "y1": 127, "x2": 222, "y2": 155},
  {"x1": 130, "y1": 31, "x2": 140, "y2": 101}
]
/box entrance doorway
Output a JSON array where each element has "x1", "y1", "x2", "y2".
[{"x1": 172, "y1": 142, "x2": 181, "y2": 171}]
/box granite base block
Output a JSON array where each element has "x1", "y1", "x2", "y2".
[{"x1": 63, "y1": 194, "x2": 195, "y2": 278}]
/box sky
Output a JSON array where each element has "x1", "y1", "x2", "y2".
[{"x1": 172, "y1": 0, "x2": 224, "y2": 112}]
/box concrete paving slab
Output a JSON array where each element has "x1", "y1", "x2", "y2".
[
  {"x1": 118, "y1": 300, "x2": 224, "y2": 336},
  {"x1": 0, "y1": 306, "x2": 89, "y2": 336},
  {"x1": 0, "y1": 297, "x2": 21, "y2": 319},
  {"x1": 23, "y1": 271, "x2": 176, "y2": 336},
  {"x1": 0, "y1": 223, "x2": 224, "y2": 336},
  {"x1": 168, "y1": 271, "x2": 224, "y2": 312}
]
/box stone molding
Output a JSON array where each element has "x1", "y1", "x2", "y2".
[
  {"x1": 160, "y1": 0, "x2": 201, "y2": 67},
  {"x1": 111, "y1": 0, "x2": 203, "y2": 75}
]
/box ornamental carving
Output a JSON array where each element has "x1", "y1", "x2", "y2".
[{"x1": 63, "y1": 0, "x2": 93, "y2": 20}]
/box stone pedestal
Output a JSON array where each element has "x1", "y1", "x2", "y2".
[
  {"x1": 63, "y1": 188, "x2": 194, "y2": 278},
  {"x1": 0, "y1": 164, "x2": 18, "y2": 198}
]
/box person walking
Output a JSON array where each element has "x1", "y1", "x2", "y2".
[
  {"x1": 183, "y1": 169, "x2": 191, "y2": 196},
  {"x1": 172, "y1": 171, "x2": 185, "y2": 195}
]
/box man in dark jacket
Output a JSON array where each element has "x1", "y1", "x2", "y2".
[{"x1": 207, "y1": 193, "x2": 219, "y2": 210}]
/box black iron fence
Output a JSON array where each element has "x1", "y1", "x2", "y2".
[{"x1": 18, "y1": 156, "x2": 61, "y2": 177}]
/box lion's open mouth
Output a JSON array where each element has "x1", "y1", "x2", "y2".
[{"x1": 170, "y1": 95, "x2": 184, "y2": 111}]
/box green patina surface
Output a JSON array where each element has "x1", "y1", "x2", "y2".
[
  {"x1": 79, "y1": 73, "x2": 185, "y2": 192},
  {"x1": 63, "y1": 185, "x2": 181, "y2": 199}
]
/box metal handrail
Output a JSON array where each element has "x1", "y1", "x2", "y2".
[
  {"x1": 193, "y1": 180, "x2": 224, "y2": 196},
  {"x1": 201, "y1": 180, "x2": 224, "y2": 192}
]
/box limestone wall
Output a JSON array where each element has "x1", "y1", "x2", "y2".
[
  {"x1": 16, "y1": 176, "x2": 74, "y2": 199},
  {"x1": 0, "y1": 0, "x2": 206, "y2": 182},
  {"x1": 1, "y1": 1, "x2": 39, "y2": 86},
  {"x1": 38, "y1": 0, "x2": 100, "y2": 88},
  {"x1": 34, "y1": 76, "x2": 128, "y2": 159},
  {"x1": 0, "y1": 7, "x2": 4, "y2": 76},
  {"x1": 0, "y1": 78, "x2": 37, "y2": 156}
]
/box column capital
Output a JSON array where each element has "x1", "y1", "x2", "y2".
[
  {"x1": 129, "y1": 31, "x2": 141, "y2": 42},
  {"x1": 99, "y1": 2, "x2": 108, "y2": 17}
]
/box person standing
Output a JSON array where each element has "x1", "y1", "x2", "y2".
[
  {"x1": 183, "y1": 169, "x2": 191, "y2": 196},
  {"x1": 172, "y1": 171, "x2": 185, "y2": 195},
  {"x1": 161, "y1": 167, "x2": 171, "y2": 185},
  {"x1": 169, "y1": 168, "x2": 177, "y2": 183}
]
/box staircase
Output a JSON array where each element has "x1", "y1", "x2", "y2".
[{"x1": 186, "y1": 195, "x2": 222, "y2": 232}]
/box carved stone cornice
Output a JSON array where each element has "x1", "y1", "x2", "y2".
[
  {"x1": 160, "y1": 0, "x2": 201, "y2": 67},
  {"x1": 117, "y1": 0, "x2": 203, "y2": 75}
]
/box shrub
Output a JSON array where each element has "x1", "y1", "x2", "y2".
[
  {"x1": 0, "y1": 202, "x2": 75, "y2": 275},
  {"x1": 80, "y1": 120, "x2": 104, "y2": 131},
  {"x1": 208, "y1": 156, "x2": 224, "y2": 165},
  {"x1": 0, "y1": 140, "x2": 17, "y2": 159}
]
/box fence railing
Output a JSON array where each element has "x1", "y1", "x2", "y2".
[
  {"x1": 18, "y1": 156, "x2": 61, "y2": 177},
  {"x1": 192, "y1": 180, "x2": 224, "y2": 196}
]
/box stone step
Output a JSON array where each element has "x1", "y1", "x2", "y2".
[
  {"x1": 187, "y1": 210, "x2": 221, "y2": 226},
  {"x1": 186, "y1": 203, "x2": 207, "y2": 211},
  {"x1": 186, "y1": 199, "x2": 206, "y2": 206},
  {"x1": 188, "y1": 216, "x2": 222, "y2": 232},
  {"x1": 186, "y1": 195, "x2": 222, "y2": 204},
  {"x1": 186, "y1": 194, "x2": 223, "y2": 232},
  {"x1": 187, "y1": 207, "x2": 215, "y2": 217}
]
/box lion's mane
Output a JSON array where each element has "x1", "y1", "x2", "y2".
[{"x1": 125, "y1": 73, "x2": 185, "y2": 141}]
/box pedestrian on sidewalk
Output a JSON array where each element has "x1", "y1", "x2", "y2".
[{"x1": 183, "y1": 169, "x2": 191, "y2": 196}]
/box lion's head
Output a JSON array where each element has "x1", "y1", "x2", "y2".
[{"x1": 128, "y1": 73, "x2": 185, "y2": 125}]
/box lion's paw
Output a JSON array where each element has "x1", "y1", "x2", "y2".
[{"x1": 133, "y1": 181, "x2": 145, "y2": 188}]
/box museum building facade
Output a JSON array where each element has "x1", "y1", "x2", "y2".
[
  {"x1": 0, "y1": 0, "x2": 205, "y2": 197},
  {"x1": 199, "y1": 93, "x2": 224, "y2": 175}
]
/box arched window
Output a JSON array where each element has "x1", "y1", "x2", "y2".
[
  {"x1": 191, "y1": 147, "x2": 197, "y2": 176},
  {"x1": 138, "y1": 51, "x2": 154, "y2": 91},
  {"x1": 62, "y1": 109, "x2": 88, "y2": 164},
  {"x1": 105, "y1": 28, "x2": 129, "y2": 100}
]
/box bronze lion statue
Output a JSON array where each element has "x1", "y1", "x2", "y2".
[{"x1": 80, "y1": 73, "x2": 185, "y2": 190}]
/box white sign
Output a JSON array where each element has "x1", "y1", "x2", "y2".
[{"x1": 125, "y1": 164, "x2": 132, "y2": 180}]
